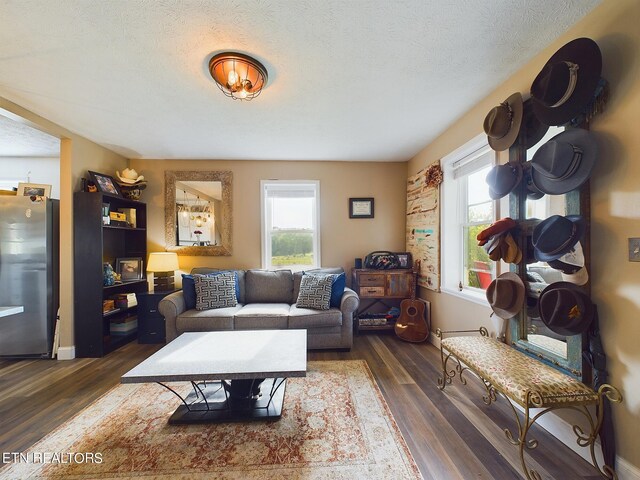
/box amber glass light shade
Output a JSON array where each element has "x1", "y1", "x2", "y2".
[{"x1": 209, "y1": 52, "x2": 268, "y2": 101}]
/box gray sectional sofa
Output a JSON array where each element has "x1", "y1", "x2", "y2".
[{"x1": 158, "y1": 267, "x2": 359, "y2": 350}]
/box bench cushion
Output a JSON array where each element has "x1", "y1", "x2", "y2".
[{"x1": 441, "y1": 336, "x2": 598, "y2": 407}]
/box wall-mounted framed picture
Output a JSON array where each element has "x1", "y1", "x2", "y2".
[
  {"x1": 17, "y1": 182, "x2": 52, "y2": 198},
  {"x1": 88, "y1": 171, "x2": 123, "y2": 197},
  {"x1": 115, "y1": 257, "x2": 144, "y2": 282},
  {"x1": 395, "y1": 252, "x2": 413, "y2": 269},
  {"x1": 349, "y1": 197, "x2": 374, "y2": 218}
]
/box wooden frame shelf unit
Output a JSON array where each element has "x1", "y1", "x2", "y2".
[{"x1": 73, "y1": 192, "x2": 148, "y2": 357}]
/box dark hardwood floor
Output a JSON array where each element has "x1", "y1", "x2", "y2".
[{"x1": 0, "y1": 333, "x2": 601, "y2": 479}]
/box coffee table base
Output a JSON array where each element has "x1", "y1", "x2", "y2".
[{"x1": 160, "y1": 378, "x2": 287, "y2": 424}]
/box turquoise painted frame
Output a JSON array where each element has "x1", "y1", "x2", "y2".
[{"x1": 507, "y1": 109, "x2": 591, "y2": 382}]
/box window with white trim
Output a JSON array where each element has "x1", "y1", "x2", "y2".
[
  {"x1": 441, "y1": 134, "x2": 497, "y2": 301},
  {"x1": 261, "y1": 180, "x2": 320, "y2": 271}
]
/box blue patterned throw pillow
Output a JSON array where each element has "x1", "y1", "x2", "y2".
[
  {"x1": 296, "y1": 274, "x2": 333, "y2": 310},
  {"x1": 183, "y1": 271, "x2": 240, "y2": 309},
  {"x1": 194, "y1": 272, "x2": 238, "y2": 310}
]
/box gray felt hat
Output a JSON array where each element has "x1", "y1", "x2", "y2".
[{"x1": 530, "y1": 129, "x2": 597, "y2": 195}]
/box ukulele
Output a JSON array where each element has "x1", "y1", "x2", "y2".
[{"x1": 394, "y1": 260, "x2": 430, "y2": 343}]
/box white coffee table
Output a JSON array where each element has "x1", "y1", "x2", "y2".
[{"x1": 122, "y1": 330, "x2": 307, "y2": 423}]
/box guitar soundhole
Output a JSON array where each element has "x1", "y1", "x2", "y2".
[{"x1": 407, "y1": 306, "x2": 418, "y2": 316}]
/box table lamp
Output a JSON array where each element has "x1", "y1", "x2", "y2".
[{"x1": 147, "y1": 252, "x2": 179, "y2": 291}]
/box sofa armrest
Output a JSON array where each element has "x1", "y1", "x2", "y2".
[
  {"x1": 340, "y1": 287, "x2": 359, "y2": 315},
  {"x1": 158, "y1": 291, "x2": 187, "y2": 342}
]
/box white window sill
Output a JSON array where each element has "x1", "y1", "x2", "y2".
[{"x1": 440, "y1": 286, "x2": 490, "y2": 307}]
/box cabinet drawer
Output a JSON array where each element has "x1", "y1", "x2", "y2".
[
  {"x1": 359, "y1": 274, "x2": 385, "y2": 286},
  {"x1": 359, "y1": 286, "x2": 385, "y2": 297},
  {"x1": 140, "y1": 305, "x2": 161, "y2": 316}
]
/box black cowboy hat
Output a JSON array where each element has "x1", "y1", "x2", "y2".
[
  {"x1": 486, "y1": 162, "x2": 523, "y2": 200},
  {"x1": 484, "y1": 92, "x2": 523, "y2": 151},
  {"x1": 530, "y1": 129, "x2": 597, "y2": 195},
  {"x1": 523, "y1": 163, "x2": 545, "y2": 200},
  {"x1": 486, "y1": 272, "x2": 525, "y2": 320},
  {"x1": 532, "y1": 215, "x2": 586, "y2": 263},
  {"x1": 531, "y1": 38, "x2": 602, "y2": 126},
  {"x1": 538, "y1": 282, "x2": 594, "y2": 336}
]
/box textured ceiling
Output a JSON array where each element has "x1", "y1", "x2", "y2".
[
  {"x1": 0, "y1": 114, "x2": 59, "y2": 157},
  {"x1": 0, "y1": 0, "x2": 600, "y2": 162}
]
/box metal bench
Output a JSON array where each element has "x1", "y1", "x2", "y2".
[{"x1": 436, "y1": 327, "x2": 622, "y2": 480}]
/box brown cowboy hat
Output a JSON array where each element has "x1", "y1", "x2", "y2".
[
  {"x1": 531, "y1": 38, "x2": 602, "y2": 126},
  {"x1": 485, "y1": 162, "x2": 523, "y2": 200},
  {"x1": 486, "y1": 272, "x2": 525, "y2": 320},
  {"x1": 538, "y1": 282, "x2": 594, "y2": 335},
  {"x1": 530, "y1": 129, "x2": 597, "y2": 195},
  {"x1": 484, "y1": 92, "x2": 523, "y2": 151}
]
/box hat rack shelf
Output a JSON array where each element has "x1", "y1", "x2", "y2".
[{"x1": 507, "y1": 111, "x2": 592, "y2": 383}]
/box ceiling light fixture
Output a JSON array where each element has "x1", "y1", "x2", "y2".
[{"x1": 209, "y1": 52, "x2": 268, "y2": 101}]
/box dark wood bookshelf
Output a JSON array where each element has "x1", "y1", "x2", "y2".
[{"x1": 73, "y1": 191, "x2": 148, "y2": 357}]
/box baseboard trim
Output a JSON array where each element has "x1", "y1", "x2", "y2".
[
  {"x1": 618, "y1": 457, "x2": 640, "y2": 480},
  {"x1": 56, "y1": 346, "x2": 75, "y2": 360}
]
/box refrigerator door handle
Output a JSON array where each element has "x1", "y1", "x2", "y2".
[{"x1": 0, "y1": 306, "x2": 25, "y2": 318}]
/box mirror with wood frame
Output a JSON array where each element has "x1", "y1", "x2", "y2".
[
  {"x1": 165, "y1": 170, "x2": 232, "y2": 256},
  {"x1": 509, "y1": 102, "x2": 590, "y2": 382}
]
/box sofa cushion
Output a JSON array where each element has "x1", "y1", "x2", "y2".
[
  {"x1": 289, "y1": 305, "x2": 342, "y2": 329},
  {"x1": 245, "y1": 270, "x2": 293, "y2": 304},
  {"x1": 195, "y1": 272, "x2": 238, "y2": 310},
  {"x1": 234, "y1": 303, "x2": 290, "y2": 329},
  {"x1": 176, "y1": 305, "x2": 242, "y2": 332},
  {"x1": 293, "y1": 267, "x2": 344, "y2": 301},
  {"x1": 296, "y1": 274, "x2": 333, "y2": 310}
]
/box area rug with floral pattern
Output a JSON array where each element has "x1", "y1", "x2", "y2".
[{"x1": 1, "y1": 360, "x2": 422, "y2": 479}]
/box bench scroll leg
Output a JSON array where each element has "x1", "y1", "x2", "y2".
[
  {"x1": 572, "y1": 384, "x2": 623, "y2": 480},
  {"x1": 498, "y1": 390, "x2": 544, "y2": 480},
  {"x1": 436, "y1": 329, "x2": 456, "y2": 390}
]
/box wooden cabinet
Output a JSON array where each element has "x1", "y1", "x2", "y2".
[
  {"x1": 136, "y1": 290, "x2": 179, "y2": 344},
  {"x1": 351, "y1": 269, "x2": 415, "y2": 331},
  {"x1": 73, "y1": 192, "x2": 148, "y2": 357},
  {"x1": 353, "y1": 269, "x2": 414, "y2": 298}
]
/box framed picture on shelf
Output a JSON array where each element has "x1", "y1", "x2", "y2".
[
  {"x1": 88, "y1": 171, "x2": 123, "y2": 197},
  {"x1": 17, "y1": 182, "x2": 52, "y2": 198},
  {"x1": 349, "y1": 197, "x2": 374, "y2": 218},
  {"x1": 395, "y1": 252, "x2": 413, "y2": 269},
  {"x1": 115, "y1": 257, "x2": 144, "y2": 282}
]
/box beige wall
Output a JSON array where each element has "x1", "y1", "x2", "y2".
[
  {"x1": 130, "y1": 159, "x2": 407, "y2": 282},
  {"x1": 408, "y1": 0, "x2": 640, "y2": 470},
  {"x1": 1, "y1": 98, "x2": 128, "y2": 351}
]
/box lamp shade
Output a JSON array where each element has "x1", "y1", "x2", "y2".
[{"x1": 147, "y1": 252, "x2": 179, "y2": 273}]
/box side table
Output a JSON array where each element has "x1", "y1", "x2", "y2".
[{"x1": 136, "y1": 289, "x2": 180, "y2": 344}]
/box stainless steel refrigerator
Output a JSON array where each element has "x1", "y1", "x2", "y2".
[{"x1": 0, "y1": 196, "x2": 59, "y2": 358}]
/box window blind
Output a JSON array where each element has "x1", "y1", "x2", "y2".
[
  {"x1": 452, "y1": 146, "x2": 494, "y2": 179},
  {"x1": 264, "y1": 183, "x2": 316, "y2": 199}
]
